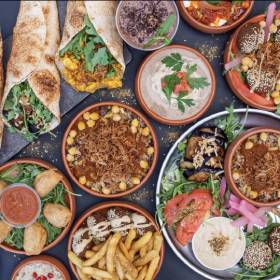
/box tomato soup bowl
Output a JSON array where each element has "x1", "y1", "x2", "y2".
[
  {"x1": 224, "y1": 11, "x2": 280, "y2": 111},
  {"x1": 177, "y1": 0, "x2": 254, "y2": 34},
  {"x1": 135, "y1": 44, "x2": 216, "y2": 126},
  {"x1": 0, "y1": 158, "x2": 76, "y2": 255},
  {"x1": 67, "y1": 201, "x2": 165, "y2": 280},
  {"x1": 11, "y1": 255, "x2": 71, "y2": 280},
  {"x1": 224, "y1": 127, "x2": 280, "y2": 207},
  {"x1": 62, "y1": 101, "x2": 159, "y2": 198}
]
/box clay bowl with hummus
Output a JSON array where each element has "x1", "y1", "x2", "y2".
[
  {"x1": 67, "y1": 201, "x2": 165, "y2": 280},
  {"x1": 11, "y1": 255, "x2": 71, "y2": 280},
  {"x1": 224, "y1": 8, "x2": 280, "y2": 112},
  {"x1": 135, "y1": 44, "x2": 216, "y2": 125},
  {"x1": 0, "y1": 158, "x2": 76, "y2": 255},
  {"x1": 177, "y1": 0, "x2": 254, "y2": 34},
  {"x1": 224, "y1": 127, "x2": 280, "y2": 207},
  {"x1": 62, "y1": 101, "x2": 158, "y2": 198}
]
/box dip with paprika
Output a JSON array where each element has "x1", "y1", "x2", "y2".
[{"x1": 0, "y1": 184, "x2": 41, "y2": 227}]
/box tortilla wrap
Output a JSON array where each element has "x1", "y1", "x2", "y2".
[
  {"x1": 0, "y1": 32, "x2": 4, "y2": 147},
  {"x1": 0, "y1": 1, "x2": 60, "y2": 138},
  {"x1": 56, "y1": 0, "x2": 125, "y2": 93}
]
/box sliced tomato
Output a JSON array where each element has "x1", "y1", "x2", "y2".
[
  {"x1": 164, "y1": 189, "x2": 213, "y2": 245},
  {"x1": 176, "y1": 71, "x2": 185, "y2": 79},
  {"x1": 174, "y1": 80, "x2": 191, "y2": 94}
]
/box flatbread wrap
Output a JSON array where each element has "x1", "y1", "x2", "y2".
[
  {"x1": 0, "y1": 1, "x2": 60, "y2": 142},
  {"x1": 56, "y1": 1, "x2": 125, "y2": 93},
  {"x1": 0, "y1": 32, "x2": 4, "y2": 147}
]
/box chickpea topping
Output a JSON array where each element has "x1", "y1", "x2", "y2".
[
  {"x1": 147, "y1": 147, "x2": 154, "y2": 155},
  {"x1": 275, "y1": 18, "x2": 280, "y2": 26},
  {"x1": 260, "y1": 132, "x2": 268, "y2": 142},
  {"x1": 271, "y1": 91, "x2": 280, "y2": 98},
  {"x1": 270, "y1": 24, "x2": 278, "y2": 33},
  {"x1": 250, "y1": 191, "x2": 258, "y2": 199},
  {"x1": 259, "y1": 20, "x2": 266, "y2": 28},
  {"x1": 69, "y1": 147, "x2": 78, "y2": 155},
  {"x1": 90, "y1": 112, "x2": 100, "y2": 121},
  {"x1": 87, "y1": 119, "x2": 95, "y2": 128},
  {"x1": 242, "y1": 57, "x2": 253, "y2": 67},
  {"x1": 69, "y1": 130, "x2": 77, "y2": 138},
  {"x1": 66, "y1": 154, "x2": 74, "y2": 162},
  {"x1": 112, "y1": 105, "x2": 120, "y2": 114},
  {"x1": 79, "y1": 176, "x2": 87, "y2": 185},
  {"x1": 140, "y1": 160, "x2": 149, "y2": 169},
  {"x1": 274, "y1": 97, "x2": 280, "y2": 105},
  {"x1": 83, "y1": 112, "x2": 91, "y2": 120},
  {"x1": 67, "y1": 137, "x2": 74, "y2": 145},
  {"x1": 113, "y1": 114, "x2": 121, "y2": 122},
  {"x1": 131, "y1": 119, "x2": 139, "y2": 127},
  {"x1": 142, "y1": 127, "x2": 150, "y2": 136},
  {"x1": 119, "y1": 181, "x2": 127, "y2": 191},
  {"x1": 131, "y1": 126, "x2": 137, "y2": 134},
  {"x1": 245, "y1": 141, "x2": 254, "y2": 149},
  {"x1": 241, "y1": 65, "x2": 249, "y2": 72},
  {"x1": 78, "y1": 121, "x2": 86, "y2": 131},
  {"x1": 104, "y1": 112, "x2": 113, "y2": 119},
  {"x1": 131, "y1": 177, "x2": 140, "y2": 185},
  {"x1": 233, "y1": 172, "x2": 240, "y2": 180},
  {"x1": 277, "y1": 137, "x2": 280, "y2": 147},
  {"x1": 276, "y1": 84, "x2": 280, "y2": 91},
  {"x1": 102, "y1": 187, "x2": 111, "y2": 195}
]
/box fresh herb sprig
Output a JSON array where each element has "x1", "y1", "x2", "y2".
[{"x1": 144, "y1": 14, "x2": 176, "y2": 49}]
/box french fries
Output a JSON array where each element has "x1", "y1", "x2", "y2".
[{"x1": 69, "y1": 231, "x2": 163, "y2": 280}]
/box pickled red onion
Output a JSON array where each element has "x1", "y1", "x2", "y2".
[{"x1": 264, "y1": 2, "x2": 277, "y2": 42}]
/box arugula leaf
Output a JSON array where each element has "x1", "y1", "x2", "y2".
[
  {"x1": 162, "y1": 74, "x2": 181, "y2": 101},
  {"x1": 161, "y1": 53, "x2": 183, "y2": 72},
  {"x1": 187, "y1": 77, "x2": 210, "y2": 89},
  {"x1": 144, "y1": 14, "x2": 176, "y2": 48}
]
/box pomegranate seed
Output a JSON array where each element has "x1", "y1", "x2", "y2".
[
  {"x1": 42, "y1": 276, "x2": 47, "y2": 280},
  {"x1": 33, "y1": 272, "x2": 38, "y2": 278},
  {"x1": 47, "y1": 273, "x2": 54, "y2": 278}
]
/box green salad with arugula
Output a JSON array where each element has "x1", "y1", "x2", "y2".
[
  {"x1": 0, "y1": 164, "x2": 67, "y2": 250},
  {"x1": 3, "y1": 81, "x2": 54, "y2": 141}
]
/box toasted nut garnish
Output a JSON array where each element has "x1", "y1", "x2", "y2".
[{"x1": 245, "y1": 141, "x2": 253, "y2": 149}]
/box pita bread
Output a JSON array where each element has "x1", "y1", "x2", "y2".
[
  {"x1": 56, "y1": 0, "x2": 125, "y2": 92},
  {"x1": 0, "y1": 1, "x2": 61, "y2": 137}
]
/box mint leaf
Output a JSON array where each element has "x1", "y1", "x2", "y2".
[
  {"x1": 162, "y1": 53, "x2": 183, "y2": 71},
  {"x1": 188, "y1": 77, "x2": 210, "y2": 89}
]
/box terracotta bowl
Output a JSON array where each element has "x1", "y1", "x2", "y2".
[
  {"x1": 224, "y1": 127, "x2": 280, "y2": 207},
  {"x1": 135, "y1": 44, "x2": 216, "y2": 125},
  {"x1": 67, "y1": 201, "x2": 165, "y2": 280},
  {"x1": 62, "y1": 101, "x2": 159, "y2": 198},
  {"x1": 11, "y1": 255, "x2": 71, "y2": 280},
  {"x1": 224, "y1": 11, "x2": 280, "y2": 111},
  {"x1": 177, "y1": 0, "x2": 254, "y2": 34},
  {"x1": 0, "y1": 158, "x2": 76, "y2": 255}
]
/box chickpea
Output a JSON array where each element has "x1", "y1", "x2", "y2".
[
  {"x1": 274, "y1": 97, "x2": 280, "y2": 105},
  {"x1": 79, "y1": 176, "x2": 87, "y2": 185},
  {"x1": 271, "y1": 91, "x2": 280, "y2": 98},
  {"x1": 131, "y1": 119, "x2": 139, "y2": 127},
  {"x1": 277, "y1": 137, "x2": 280, "y2": 147},
  {"x1": 119, "y1": 181, "x2": 127, "y2": 191},
  {"x1": 276, "y1": 84, "x2": 280, "y2": 91},
  {"x1": 140, "y1": 160, "x2": 149, "y2": 169},
  {"x1": 232, "y1": 172, "x2": 240, "y2": 180},
  {"x1": 66, "y1": 154, "x2": 74, "y2": 162},
  {"x1": 245, "y1": 141, "x2": 254, "y2": 149},
  {"x1": 259, "y1": 20, "x2": 266, "y2": 28},
  {"x1": 85, "y1": 250, "x2": 94, "y2": 258},
  {"x1": 241, "y1": 65, "x2": 249, "y2": 72},
  {"x1": 242, "y1": 57, "x2": 253, "y2": 67},
  {"x1": 270, "y1": 24, "x2": 278, "y2": 33},
  {"x1": 250, "y1": 191, "x2": 258, "y2": 199},
  {"x1": 90, "y1": 112, "x2": 100, "y2": 121},
  {"x1": 112, "y1": 105, "x2": 120, "y2": 114},
  {"x1": 147, "y1": 147, "x2": 154, "y2": 155},
  {"x1": 78, "y1": 121, "x2": 86, "y2": 131},
  {"x1": 131, "y1": 177, "x2": 140, "y2": 185},
  {"x1": 275, "y1": 18, "x2": 280, "y2": 26},
  {"x1": 67, "y1": 137, "x2": 74, "y2": 145},
  {"x1": 102, "y1": 187, "x2": 111, "y2": 195},
  {"x1": 104, "y1": 112, "x2": 113, "y2": 119},
  {"x1": 69, "y1": 130, "x2": 77, "y2": 138},
  {"x1": 83, "y1": 112, "x2": 91, "y2": 120},
  {"x1": 113, "y1": 114, "x2": 121, "y2": 122},
  {"x1": 142, "y1": 127, "x2": 150, "y2": 136},
  {"x1": 87, "y1": 119, "x2": 95, "y2": 128},
  {"x1": 131, "y1": 126, "x2": 137, "y2": 134},
  {"x1": 69, "y1": 147, "x2": 78, "y2": 155},
  {"x1": 260, "y1": 132, "x2": 268, "y2": 142}
]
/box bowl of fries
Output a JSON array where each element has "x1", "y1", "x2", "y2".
[{"x1": 67, "y1": 201, "x2": 165, "y2": 280}]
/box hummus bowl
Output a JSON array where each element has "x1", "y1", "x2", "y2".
[{"x1": 135, "y1": 44, "x2": 216, "y2": 125}]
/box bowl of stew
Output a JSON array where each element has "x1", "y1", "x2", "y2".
[
  {"x1": 224, "y1": 127, "x2": 280, "y2": 207},
  {"x1": 177, "y1": 0, "x2": 254, "y2": 34},
  {"x1": 62, "y1": 102, "x2": 158, "y2": 198}
]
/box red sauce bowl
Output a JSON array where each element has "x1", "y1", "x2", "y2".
[
  {"x1": 224, "y1": 127, "x2": 280, "y2": 207},
  {"x1": 224, "y1": 11, "x2": 280, "y2": 111},
  {"x1": 62, "y1": 101, "x2": 159, "y2": 198},
  {"x1": 67, "y1": 201, "x2": 165, "y2": 280},
  {"x1": 177, "y1": 0, "x2": 254, "y2": 34},
  {"x1": 0, "y1": 158, "x2": 76, "y2": 255}
]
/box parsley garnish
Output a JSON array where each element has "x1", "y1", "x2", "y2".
[
  {"x1": 144, "y1": 14, "x2": 176, "y2": 49},
  {"x1": 160, "y1": 53, "x2": 209, "y2": 112}
]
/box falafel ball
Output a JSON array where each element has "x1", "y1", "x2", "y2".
[
  {"x1": 246, "y1": 66, "x2": 275, "y2": 95},
  {"x1": 269, "y1": 226, "x2": 280, "y2": 255},
  {"x1": 237, "y1": 23, "x2": 264, "y2": 54},
  {"x1": 243, "y1": 241, "x2": 273, "y2": 270}
]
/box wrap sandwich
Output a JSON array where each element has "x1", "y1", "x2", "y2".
[
  {"x1": 0, "y1": 1, "x2": 60, "y2": 142},
  {"x1": 56, "y1": 1, "x2": 125, "y2": 93},
  {"x1": 0, "y1": 32, "x2": 4, "y2": 147}
]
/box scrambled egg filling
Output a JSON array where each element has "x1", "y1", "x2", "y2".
[{"x1": 61, "y1": 53, "x2": 123, "y2": 93}]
